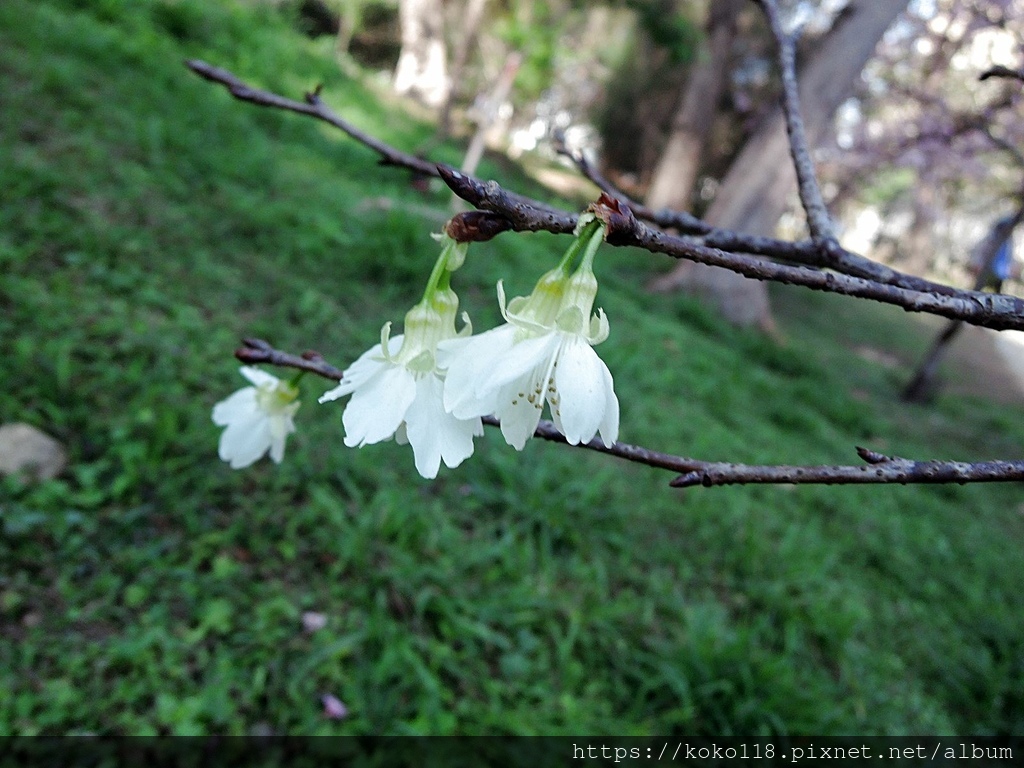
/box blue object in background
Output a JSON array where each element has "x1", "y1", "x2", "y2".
[{"x1": 991, "y1": 238, "x2": 1014, "y2": 281}]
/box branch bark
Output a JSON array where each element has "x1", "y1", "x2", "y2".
[
  {"x1": 234, "y1": 339, "x2": 1024, "y2": 488},
  {"x1": 187, "y1": 59, "x2": 1024, "y2": 332}
]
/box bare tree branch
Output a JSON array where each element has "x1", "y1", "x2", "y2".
[
  {"x1": 441, "y1": 181, "x2": 1024, "y2": 332},
  {"x1": 437, "y1": 166, "x2": 577, "y2": 234},
  {"x1": 600, "y1": 202, "x2": 1024, "y2": 332},
  {"x1": 236, "y1": 338, "x2": 346, "y2": 378},
  {"x1": 186, "y1": 58, "x2": 1024, "y2": 329},
  {"x1": 186, "y1": 60, "x2": 439, "y2": 176},
  {"x1": 979, "y1": 64, "x2": 1024, "y2": 83},
  {"x1": 191, "y1": 36, "x2": 1024, "y2": 489},
  {"x1": 184, "y1": 59, "x2": 563, "y2": 216},
  {"x1": 186, "y1": 59, "x2": 1007, "y2": 309},
  {"x1": 979, "y1": 123, "x2": 1024, "y2": 170},
  {"x1": 757, "y1": 0, "x2": 836, "y2": 243},
  {"x1": 551, "y1": 134, "x2": 643, "y2": 208},
  {"x1": 550, "y1": 138, "x2": 973, "y2": 295},
  {"x1": 670, "y1": 450, "x2": 1024, "y2": 488},
  {"x1": 233, "y1": 338, "x2": 1024, "y2": 487}
]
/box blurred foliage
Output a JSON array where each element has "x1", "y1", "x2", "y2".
[
  {"x1": 3, "y1": 0, "x2": 1024, "y2": 737},
  {"x1": 490, "y1": 1, "x2": 563, "y2": 102},
  {"x1": 623, "y1": 0, "x2": 699, "y2": 66}
]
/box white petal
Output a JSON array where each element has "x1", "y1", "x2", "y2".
[
  {"x1": 441, "y1": 415, "x2": 483, "y2": 467},
  {"x1": 239, "y1": 366, "x2": 279, "y2": 388},
  {"x1": 212, "y1": 388, "x2": 257, "y2": 426},
  {"x1": 588, "y1": 308, "x2": 610, "y2": 344},
  {"x1": 490, "y1": 334, "x2": 560, "y2": 450},
  {"x1": 476, "y1": 331, "x2": 559, "y2": 397},
  {"x1": 319, "y1": 335, "x2": 404, "y2": 404},
  {"x1": 219, "y1": 413, "x2": 272, "y2": 468},
  {"x1": 382, "y1": 332, "x2": 406, "y2": 356},
  {"x1": 597, "y1": 356, "x2": 619, "y2": 447},
  {"x1": 495, "y1": 385, "x2": 545, "y2": 450},
  {"x1": 267, "y1": 412, "x2": 296, "y2": 463},
  {"x1": 341, "y1": 364, "x2": 416, "y2": 447},
  {"x1": 320, "y1": 376, "x2": 357, "y2": 404},
  {"x1": 440, "y1": 326, "x2": 517, "y2": 419},
  {"x1": 394, "y1": 421, "x2": 409, "y2": 445},
  {"x1": 269, "y1": 432, "x2": 288, "y2": 463},
  {"x1": 319, "y1": 380, "x2": 354, "y2": 404},
  {"x1": 552, "y1": 337, "x2": 607, "y2": 445},
  {"x1": 403, "y1": 375, "x2": 480, "y2": 478}
]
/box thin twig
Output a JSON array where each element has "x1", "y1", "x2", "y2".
[
  {"x1": 979, "y1": 65, "x2": 1024, "y2": 83},
  {"x1": 606, "y1": 205, "x2": 1024, "y2": 332},
  {"x1": 194, "y1": 54, "x2": 1024, "y2": 489},
  {"x1": 551, "y1": 134, "x2": 641, "y2": 207},
  {"x1": 443, "y1": 183, "x2": 1024, "y2": 333},
  {"x1": 979, "y1": 123, "x2": 1024, "y2": 169},
  {"x1": 185, "y1": 59, "x2": 563, "y2": 216},
  {"x1": 445, "y1": 165, "x2": 1022, "y2": 321},
  {"x1": 186, "y1": 60, "x2": 439, "y2": 176},
  {"x1": 550, "y1": 144, "x2": 980, "y2": 296},
  {"x1": 437, "y1": 166, "x2": 577, "y2": 234},
  {"x1": 234, "y1": 338, "x2": 1024, "y2": 487},
  {"x1": 236, "y1": 338, "x2": 346, "y2": 378},
  {"x1": 551, "y1": 138, "x2": 974, "y2": 294},
  {"x1": 189, "y1": 56, "x2": 1024, "y2": 330},
  {"x1": 757, "y1": 0, "x2": 836, "y2": 243}
]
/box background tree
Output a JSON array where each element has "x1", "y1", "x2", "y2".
[
  {"x1": 393, "y1": 0, "x2": 449, "y2": 107},
  {"x1": 435, "y1": 0, "x2": 489, "y2": 139},
  {"x1": 644, "y1": 0, "x2": 744, "y2": 212},
  {"x1": 648, "y1": 0, "x2": 911, "y2": 329},
  {"x1": 902, "y1": 207, "x2": 1024, "y2": 402}
]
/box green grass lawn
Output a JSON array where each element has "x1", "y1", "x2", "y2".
[{"x1": 3, "y1": 0, "x2": 1024, "y2": 736}]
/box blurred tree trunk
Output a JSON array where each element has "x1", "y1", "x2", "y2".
[
  {"x1": 436, "y1": 0, "x2": 488, "y2": 140},
  {"x1": 644, "y1": 0, "x2": 742, "y2": 211},
  {"x1": 460, "y1": 53, "x2": 522, "y2": 177},
  {"x1": 650, "y1": 0, "x2": 910, "y2": 330},
  {"x1": 336, "y1": 2, "x2": 358, "y2": 57},
  {"x1": 901, "y1": 181, "x2": 938, "y2": 274},
  {"x1": 902, "y1": 209, "x2": 1024, "y2": 402},
  {"x1": 394, "y1": 0, "x2": 449, "y2": 108}
]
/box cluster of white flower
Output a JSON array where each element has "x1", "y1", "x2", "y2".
[
  {"x1": 212, "y1": 216, "x2": 619, "y2": 478},
  {"x1": 212, "y1": 366, "x2": 300, "y2": 469}
]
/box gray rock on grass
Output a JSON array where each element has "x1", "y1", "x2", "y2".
[{"x1": 0, "y1": 423, "x2": 67, "y2": 481}]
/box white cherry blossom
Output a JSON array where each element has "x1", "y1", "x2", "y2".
[
  {"x1": 212, "y1": 367, "x2": 300, "y2": 469},
  {"x1": 319, "y1": 240, "x2": 482, "y2": 479},
  {"x1": 441, "y1": 218, "x2": 618, "y2": 449}
]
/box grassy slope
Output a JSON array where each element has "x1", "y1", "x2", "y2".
[{"x1": 2, "y1": 0, "x2": 1023, "y2": 736}]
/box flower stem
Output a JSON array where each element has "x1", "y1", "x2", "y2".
[
  {"x1": 420, "y1": 238, "x2": 464, "y2": 303},
  {"x1": 577, "y1": 219, "x2": 606, "y2": 272},
  {"x1": 556, "y1": 218, "x2": 605, "y2": 274}
]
